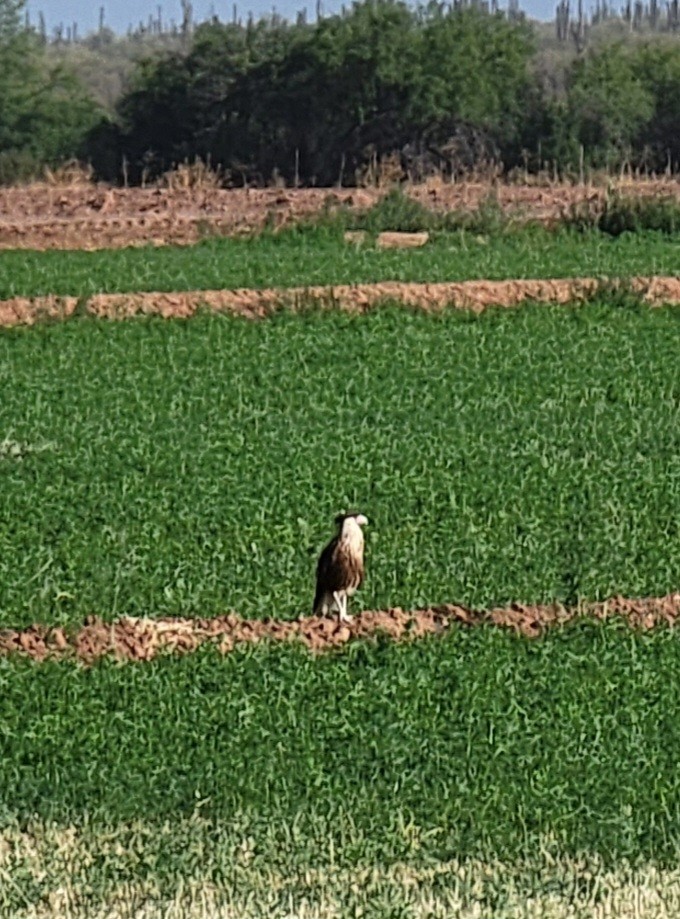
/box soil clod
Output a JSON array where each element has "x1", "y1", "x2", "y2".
[{"x1": 1, "y1": 595, "x2": 679, "y2": 664}]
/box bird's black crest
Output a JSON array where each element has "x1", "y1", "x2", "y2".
[{"x1": 334, "y1": 511, "x2": 362, "y2": 526}]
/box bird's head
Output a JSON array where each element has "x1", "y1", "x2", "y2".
[{"x1": 335, "y1": 511, "x2": 369, "y2": 529}]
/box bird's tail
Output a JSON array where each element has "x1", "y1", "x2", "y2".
[{"x1": 312, "y1": 586, "x2": 326, "y2": 616}]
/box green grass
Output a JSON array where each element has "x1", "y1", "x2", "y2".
[
  {"x1": 346, "y1": 185, "x2": 680, "y2": 237},
  {"x1": 0, "y1": 226, "x2": 679, "y2": 298},
  {"x1": 2, "y1": 623, "x2": 680, "y2": 868},
  {"x1": 1, "y1": 303, "x2": 680, "y2": 629},
  {"x1": 11, "y1": 817, "x2": 680, "y2": 919},
  {"x1": 2, "y1": 296, "x2": 680, "y2": 917},
  {"x1": 565, "y1": 191, "x2": 680, "y2": 236}
]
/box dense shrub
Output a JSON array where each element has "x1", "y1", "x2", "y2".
[
  {"x1": 110, "y1": 2, "x2": 537, "y2": 185},
  {"x1": 0, "y1": 0, "x2": 102, "y2": 183},
  {"x1": 6, "y1": 0, "x2": 680, "y2": 184}
]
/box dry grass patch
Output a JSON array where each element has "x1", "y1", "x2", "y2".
[{"x1": 3, "y1": 820, "x2": 680, "y2": 919}]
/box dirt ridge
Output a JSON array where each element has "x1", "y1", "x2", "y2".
[
  {"x1": 2, "y1": 594, "x2": 679, "y2": 663},
  {"x1": 2, "y1": 275, "x2": 680, "y2": 327}
]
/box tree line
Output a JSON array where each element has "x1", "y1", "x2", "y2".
[{"x1": 4, "y1": 0, "x2": 680, "y2": 186}]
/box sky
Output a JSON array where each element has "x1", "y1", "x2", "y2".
[{"x1": 25, "y1": 0, "x2": 555, "y2": 36}]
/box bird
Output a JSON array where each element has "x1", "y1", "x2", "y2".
[{"x1": 312, "y1": 511, "x2": 368, "y2": 623}]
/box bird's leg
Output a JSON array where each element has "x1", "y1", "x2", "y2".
[
  {"x1": 339, "y1": 594, "x2": 352, "y2": 624},
  {"x1": 331, "y1": 591, "x2": 352, "y2": 624}
]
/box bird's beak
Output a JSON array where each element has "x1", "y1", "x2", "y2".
[{"x1": 356, "y1": 514, "x2": 368, "y2": 526}]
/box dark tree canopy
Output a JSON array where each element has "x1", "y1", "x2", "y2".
[
  {"x1": 110, "y1": 1, "x2": 539, "y2": 185},
  {"x1": 4, "y1": 0, "x2": 680, "y2": 184}
]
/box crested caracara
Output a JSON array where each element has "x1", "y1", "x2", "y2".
[{"x1": 312, "y1": 512, "x2": 368, "y2": 622}]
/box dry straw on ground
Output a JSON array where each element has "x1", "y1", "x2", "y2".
[{"x1": 3, "y1": 819, "x2": 680, "y2": 918}]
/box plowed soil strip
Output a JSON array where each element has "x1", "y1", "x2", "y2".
[
  {"x1": 1, "y1": 276, "x2": 680, "y2": 326},
  {"x1": 2, "y1": 594, "x2": 679, "y2": 663},
  {"x1": 0, "y1": 178, "x2": 675, "y2": 250}
]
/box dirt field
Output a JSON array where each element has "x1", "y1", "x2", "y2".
[
  {"x1": 1, "y1": 275, "x2": 679, "y2": 326},
  {"x1": 0, "y1": 178, "x2": 677, "y2": 250},
  {"x1": 2, "y1": 594, "x2": 679, "y2": 663}
]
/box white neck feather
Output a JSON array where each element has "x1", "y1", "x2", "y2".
[{"x1": 340, "y1": 517, "x2": 365, "y2": 552}]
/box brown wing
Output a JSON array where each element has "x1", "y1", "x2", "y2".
[
  {"x1": 313, "y1": 537, "x2": 340, "y2": 613},
  {"x1": 313, "y1": 537, "x2": 364, "y2": 613}
]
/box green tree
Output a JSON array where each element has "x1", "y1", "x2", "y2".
[
  {"x1": 414, "y1": 9, "x2": 534, "y2": 139},
  {"x1": 564, "y1": 43, "x2": 654, "y2": 170},
  {"x1": 0, "y1": 0, "x2": 22, "y2": 36},
  {"x1": 116, "y1": 51, "x2": 195, "y2": 175},
  {"x1": 634, "y1": 43, "x2": 680, "y2": 171},
  {"x1": 0, "y1": 0, "x2": 101, "y2": 182},
  {"x1": 252, "y1": 0, "x2": 419, "y2": 181},
  {"x1": 109, "y1": 1, "x2": 546, "y2": 184}
]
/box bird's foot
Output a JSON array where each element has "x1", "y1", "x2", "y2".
[{"x1": 338, "y1": 612, "x2": 354, "y2": 625}]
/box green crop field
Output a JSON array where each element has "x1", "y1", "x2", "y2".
[
  {"x1": 0, "y1": 226, "x2": 679, "y2": 298},
  {"x1": 1, "y1": 302, "x2": 680, "y2": 629},
  {"x1": 3, "y1": 625, "x2": 680, "y2": 916},
  {"x1": 3, "y1": 286, "x2": 680, "y2": 916}
]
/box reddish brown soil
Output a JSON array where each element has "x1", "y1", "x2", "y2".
[
  {"x1": 0, "y1": 178, "x2": 677, "y2": 250},
  {"x1": 1, "y1": 275, "x2": 679, "y2": 327},
  {"x1": 2, "y1": 595, "x2": 679, "y2": 663}
]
